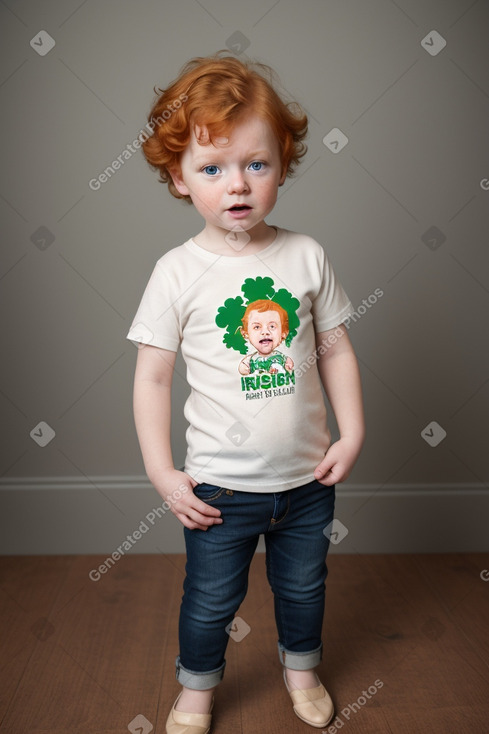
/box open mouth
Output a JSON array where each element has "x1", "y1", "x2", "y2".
[
  {"x1": 260, "y1": 338, "x2": 272, "y2": 345},
  {"x1": 228, "y1": 205, "x2": 251, "y2": 211}
]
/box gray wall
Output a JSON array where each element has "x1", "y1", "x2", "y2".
[{"x1": 1, "y1": 0, "x2": 488, "y2": 554}]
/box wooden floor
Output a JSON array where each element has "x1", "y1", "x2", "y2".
[{"x1": 0, "y1": 553, "x2": 488, "y2": 734}]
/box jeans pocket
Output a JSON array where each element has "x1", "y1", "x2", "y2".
[{"x1": 193, "y1": 483, "x2": 225, "y2": 502}]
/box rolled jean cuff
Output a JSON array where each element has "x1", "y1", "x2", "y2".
[
  {"x1": 175, "y1": 656, "x2": 225, "y2": 690},
  {"x1": 278, "y1": 642, "x2": 323, "y2": 670}
]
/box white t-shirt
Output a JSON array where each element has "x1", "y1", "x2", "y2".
[{"x1": 127, "y1": 227, "x2": 353, "y2": 493}]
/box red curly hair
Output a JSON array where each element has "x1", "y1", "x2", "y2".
[
  {"x1": 141, "y1": 52, "x2": 308, "y2": 203},
  {"x1": 241, "y1": 299, "x2": 289, "y2": 336}
]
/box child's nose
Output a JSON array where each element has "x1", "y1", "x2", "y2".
[{"x1": 227, "y1": 170, "x2": 249, "y2": 194}]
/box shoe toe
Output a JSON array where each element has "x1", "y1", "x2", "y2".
[
  {"x1": 165, "y1": 695, "x2": 212, "y2": 734},
  {"x1": 285, "y1": 675, "x2": 334, "y2": 729},
  {"x1": 293, "y1": 690, "x2": 334, "y2": 727}
]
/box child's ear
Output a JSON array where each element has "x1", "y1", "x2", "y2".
[
  {"x1": 169, "y1": 167, "x2": 190, "y2": 197},
  {"x1": 279, "y1": 167, "x2": 287, "y2": 186}
]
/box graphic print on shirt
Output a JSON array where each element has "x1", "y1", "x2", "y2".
[{"x1": 215, "y1": 276, "x2": 300, "y2": 399}]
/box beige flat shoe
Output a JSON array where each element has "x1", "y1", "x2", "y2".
[
  {"x1": 283, "y1": 669, "x2": 334, "y2": 728},
  {"x1": 166, "y1": 691, "x2": 213, "y2": 734}
]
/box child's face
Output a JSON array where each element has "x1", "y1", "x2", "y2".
[
  {"x1": 170, "y1": 115, "x2": 285, "y2": 239},
  {"x1": 244, "y1": 309, "x2": 286, "y2": 355}
]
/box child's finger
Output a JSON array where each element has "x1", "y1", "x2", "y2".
[
  {"x1": 176, "y1": 512, "x2": 209, "y2": 531},
  {"x1": 177, "y1": 507, "x2": 223, "y2": 530},
  {"x1": 313, "y1": 455, "x2": 340, "y2": 485},
  {"x1": 182, "y1": 499, "x2": 223, "y2": 525},
  {"x1": 314, "y1": 457, "x2": 333, "y2": 480},
  {"x1": 319, "y1": 470, "x2": 338, "y2": 486},
  {"x1": 191, "y1": 496, "x2": 222, "y2": 517}
]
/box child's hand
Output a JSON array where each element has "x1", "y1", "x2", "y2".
[
  {"x1": 313, "y1": 437, "x2": 362, "y2": 486},
  {"x1": 155, "y1": 469, "x2": 223, "y2": 531}
]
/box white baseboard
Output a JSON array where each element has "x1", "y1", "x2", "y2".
[{"x1": 1, "y1": 477, "x2": 488, "y2": 555}]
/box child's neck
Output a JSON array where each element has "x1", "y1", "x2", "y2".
[{"x1": 193, "y1": 222, "x2": 277, "y2": 257}]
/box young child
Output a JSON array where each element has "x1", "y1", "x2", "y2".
[
  {"x1": 127, "y1": 52, "x2": 365, "y2": 734},
  {"x1": 238, "y1": 300, "x2": 294, "y2": 376}
]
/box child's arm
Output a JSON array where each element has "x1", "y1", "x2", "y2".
[
  {"x1": 314, "y1": 325, "x2": 365, "y2": 485},
  {"x1": 238, "y1": 354, "x2": 251, "y2": 375},
  {"x1": 133, "y1": 344, "x2": 223, "y2": 530}
]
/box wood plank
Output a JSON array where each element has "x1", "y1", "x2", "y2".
[
  {"x1": 0, "y1": 554, "x2": 183, "y2": 733},
  {"x1": 413, "y1": 552, "x2": 489, "y2": 661},
  {"x1": 382, "y1": 705, "x2": 489, "y2": 734},
  {"x1": 0, "y1": 556, "x2": 73, "y2": 721},
  {"x1": 0, "y1": 553, "x2": 488, "y2": 733},
  {"x1": 318, "y1": 552, "x2": 489, "y2": 734}
]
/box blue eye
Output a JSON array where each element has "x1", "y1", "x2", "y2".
[
  {"x1": 249, "y1": 161, "x2": 264, "y2": 171},
  {"x1": 203, "y1": 165, "x2": 220, "y2": 176}
]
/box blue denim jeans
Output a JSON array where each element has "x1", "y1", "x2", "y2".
[{"x1": 176, "y1": 479, "x2": 335, "y2": 690}]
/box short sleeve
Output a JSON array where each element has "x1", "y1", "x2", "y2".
[
  {"x1": 126, "y1": 260, "x2": 181, "y2": 351},
  {"x1": 312, "y1": 247, "x2": 353, "y2": 332}
]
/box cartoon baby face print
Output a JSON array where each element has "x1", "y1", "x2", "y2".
[
  {"x1": 238, "y1": 300, "x2": 294, "y2": 376},
  {"x1": 245, "y1": 307, "x2": 285, "y2": 354},
  {"x1": 215, "y1": 277, "x2": 299, "y2": 396}
]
